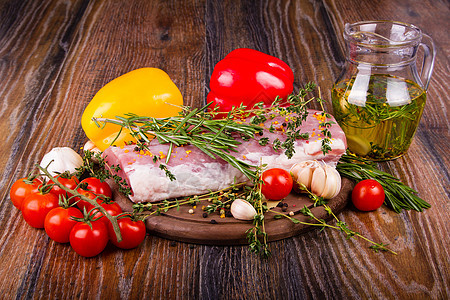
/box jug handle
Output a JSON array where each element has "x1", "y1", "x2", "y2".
[{"x1": 419, "y1": 33, "x2": 436, "y2": 90}]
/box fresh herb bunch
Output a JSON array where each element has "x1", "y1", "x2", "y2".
[
  {"x1": 93, "y1": 83, "x2": 330, "y2": 182},
  {"x1": 337, "y1": 153, "x2": 431, "y2": 213},
  {"x1": 76, "y1": 150, "x2": 132, "y2": 197}
]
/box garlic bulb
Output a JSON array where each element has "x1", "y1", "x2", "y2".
[
  {"x1": 230, "y1": 198, "x2": 257, "y2": 221},
  {"x1": 40, "y1": 147, "x2": 83, "y2": 176},
  {"x1": 290, "y1": 160, "x2": 341, "y2": 199}
]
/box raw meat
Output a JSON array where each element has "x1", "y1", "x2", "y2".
[{"x1": 103, "y1": 110, "x2": 347, "y2": 203}]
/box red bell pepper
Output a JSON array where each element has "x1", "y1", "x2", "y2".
[{"x1": 207, "y1": 48, "x2": 294, "y2": 115}]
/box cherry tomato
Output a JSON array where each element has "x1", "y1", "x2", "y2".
[
  {"x1": 69, "y1": 219, "x2": 109, "y2": 257},
  {"x1": 21, "y1": 192, "x2": 59, "y2": 228},
  {"x1": 75, "y1": 178, "x2": 112, "y2": 211},
  {"x1": 92, "y1": 201, "x2": 123, "y2": 225},
  {"x1": 9, "y1": 177, "x2": 42, "y2": 210},
  {"x1": 107, "y1": 215, "x2": 146, "y2": 249},
  {"x1": 79, "y1": 177, "x2": 112, "y2": 198},
  {"x1": 75, "y1": 189, "x2": 97, "y2": 212},
  {"x1": 260, "y1": 168, "x2": 293, "y2": 200},
  {"x1": 44, "y1": 207, "x2": 83, "y2": 243},
  {"x1": 351, "y1": 179, "x2": 385, "y2": 211},
  {"x1": 49, "y1": 175, "x2": 79, "y2": 201}
]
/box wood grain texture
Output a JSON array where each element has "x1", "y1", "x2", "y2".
[{"x1": 0, "y1": 0, "x2": 448, "y2": 299}]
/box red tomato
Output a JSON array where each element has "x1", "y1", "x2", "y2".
[
  {"x1": 69, "y1": 220, "x2": 109, "y2": 257},
  {"x1": 93, "y1": 201, "x2": 123, "y2": 225},
  {"x1": 10, "y1": 177, "x2": 42, "y2": 210},
  {"x1": 75, "y1": 189, "x2": 97, "y2": 212},
  {"x1": 351, "y1": 179, "x2": 385, "y2": 211},
  {"x1": 79, "y1": 177, "x2": 112, "y2": 198},
  {"x1": 49, "y1": 175, "x2": 79, "y2": 201},
  {"x1": 44, "y1": 207, "x2": 83, "y2": 243},
  {"x1": 75, "y1": 178, "x2": 112, "y2": 211},
  {"x1": 108, "y1": 215, "x2": 146, "y2": 249},
  {"x1": 21, "y1": 192, "x2": 59, "y2": 228},
  {"x1": 260, "y1": 168, "x2": 293, "y2": 200}
]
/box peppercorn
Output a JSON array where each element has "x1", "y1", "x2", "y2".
[
  {"x1": 283, "y1": 203, "x2": 289, "y2": 207},
  {"x1": 282, "y1": 206, "x2": 288, "y2": 212},
  {"x1": 210, "y1": 220, "x2": 218, "y2": 224},
  {"x1": 202, "y1": 212, "x2": 208, "y2": 218},
  {"x1": 276, "y1": 202, "x2": 284, "y2": 208}
]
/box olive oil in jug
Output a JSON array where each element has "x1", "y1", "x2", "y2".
[{"x1": 332, "y1": 74, "x2": 426, "y2": 161}]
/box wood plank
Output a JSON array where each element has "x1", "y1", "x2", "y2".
[{"x1": 0, "y1": 0, "x2": 207, "y2": 298}]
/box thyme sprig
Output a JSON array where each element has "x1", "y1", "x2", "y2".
[
  {"x1": 337, "y1": 153, "x2": 431, "y2": 213},
  {"x1": 273, "y1": 205, "x2": 397, "y2": 254},
  {"x1": 132, "y1": 182, "x2": 248, "y2": 215},
  {"x1": 245, "y1": 166, "x2": 270, "y2": 258}
]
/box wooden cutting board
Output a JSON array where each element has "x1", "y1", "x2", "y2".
[{"x1": 110, "y1": 178, "x2": 354, "y2": 245}]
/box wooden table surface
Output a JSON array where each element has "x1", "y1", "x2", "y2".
[{"x1": 0, "y1": 0, "x2": 448, "y2": 299}]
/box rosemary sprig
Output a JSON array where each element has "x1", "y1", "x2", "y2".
[
  {"x1": 337, "y1": 153, "x2": 431, "y2": 213},
  {"x1": 93, "y1": 83, "x2": 325, "y2": 182},
  {"x1": 94, "y1": 103, "x2": 261, "y2": 180}
]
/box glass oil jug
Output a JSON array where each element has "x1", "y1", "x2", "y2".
[{"x1": 332, "y1": 20, "x2": 436, "y2": 161}]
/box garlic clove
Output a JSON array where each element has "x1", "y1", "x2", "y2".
[
  {"x1": 296, "y1": 166, "x2": 314, "y2": 190},
  {"x1": 329, "y1": 166, "x2": 342, "y2": 198},
  {"x1": 310, "y1": 164, "x2": 326, "y2": 197},
  {"x1": 83, "y1": 140, "x2": 102, "y2": 155},
  {"x1": 321, "y1": 164, "x2": 342, "y2": 199},
  {"x1": 290, "y1": 160, "x2": 318, "y2": 190},
  {"x1": 83, "y1": 140, "x2": 102, "y2": 162},
  {"x1": 40, "y1": 147, "x2": 83, "y2": 177},
  {"x1": 230, "y1": 198, "x2": 257, "y2": 221}
]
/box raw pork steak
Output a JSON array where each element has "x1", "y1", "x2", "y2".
[{"x1": 103, "y1": 110, "x2": 346, "y2": 203}]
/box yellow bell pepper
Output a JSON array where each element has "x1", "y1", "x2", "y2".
[{"x1": 81, "y1": 68, "x2": 183, "y2": 151}]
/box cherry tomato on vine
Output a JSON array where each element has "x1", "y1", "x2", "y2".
[
  {"x1": 79, "y1": 177, "x2": 112, "y2": 198},
  {"x1": 9, "y1": 177, "x2": 42, "y2": 210},
  {"x1": 69, "y1": 219, "x2": 109, "y2": 257},
  {"x1": 75, "y1": 189, "x2": 97, "y2": 212},
  {"x1": 260, "y1": 168, "x2": 293, "y2": 200},
  {"x1": 92, "y1": 201, "x2": 123, "y2": 226},
  {"x1": 22, "y1": 192, "x2": 59, "y2": 228},
  {"x1": 351, "y1": 179, "x2": 385, "y2": 211},
  {"x1": 107, "y1": 215, "x2": 146, "y2": 249},
  {"x1": 44, "y1": 207, "x2": 83, "y2": 243},
  {"x1": 49, "y1": 175, "x2": 79, "y2": 201}
]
